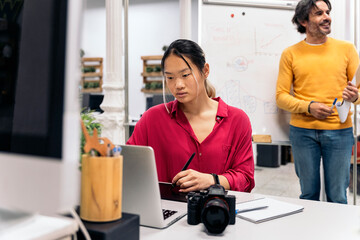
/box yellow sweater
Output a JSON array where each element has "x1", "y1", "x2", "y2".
[{"x1": 276, "y1": 37, "x2": 359, "y2": 130}]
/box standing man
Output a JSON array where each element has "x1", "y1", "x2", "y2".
[{"x1": 276, "y1": 0, "x2": 359, "y2": 204}]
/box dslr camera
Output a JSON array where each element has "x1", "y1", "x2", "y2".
[{"x1": 187, "y1": 184, "x2": 236, "y2": 234}]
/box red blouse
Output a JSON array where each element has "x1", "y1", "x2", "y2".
[{"x1": 127, "y1": 97, "x2": 255, "y2": 192}]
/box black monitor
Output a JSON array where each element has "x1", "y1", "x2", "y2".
[{"x1": 0, "y1": 0, "x2": 82, "y2": 216}]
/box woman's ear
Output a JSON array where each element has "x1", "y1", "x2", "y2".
[{"x1": 203, "y1": 63, "x2": 210, "y2": 78}]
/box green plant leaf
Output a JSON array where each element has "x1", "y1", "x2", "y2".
[{"x1": 80, "y1": 109, "x2": 102, "y2": 164}]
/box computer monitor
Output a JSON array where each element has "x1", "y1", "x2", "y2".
[{"x1": 0, "y1": 0, "x2": 83, "y2": 215}]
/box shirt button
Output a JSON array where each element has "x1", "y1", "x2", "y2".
[
  {"x1": 199, "y1": 153, "x2": 202, "y2": 156},
  {"x1": 217, "y1": 117, "x2": 220, "y2": 120}
]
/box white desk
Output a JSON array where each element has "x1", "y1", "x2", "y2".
[
  {"x1": 141, "y1": 191, "x2": 360, "y2": 240},
  {"x1": 0, "y1": 212, "x2": 78, "y2": 240}
]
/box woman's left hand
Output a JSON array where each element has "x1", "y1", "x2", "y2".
[{"x1": 172, "y1": 169, "x2": 214, "y2": 192}]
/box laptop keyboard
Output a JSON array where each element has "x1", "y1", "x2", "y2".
[{"x1": 162, "y1": 209, "x2": 178, "y2": 220}]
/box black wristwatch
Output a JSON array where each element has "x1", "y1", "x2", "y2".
[
  {"x1": 211, "y1": 173, "x2": 220, "y2": 184},
  {"x1": 308, "y1": 101, "x2": 315, "y2": 114}
]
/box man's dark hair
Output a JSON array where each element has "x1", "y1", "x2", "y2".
[{"x1": 292, "y1": 0, "x2": 332, "y2": 33}]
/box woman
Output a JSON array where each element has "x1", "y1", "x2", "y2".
[{"x1": 127, "y1": 39, "x2": 254, "y2": 192}]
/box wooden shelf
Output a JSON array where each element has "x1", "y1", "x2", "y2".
[
  {"x1": 141, "y1": 72, "x2": 162, "y2": 77},
  {"x1": 83, "y1": 57, "x2": 104, "y2": 61},
  {"x1": 82, "y1": 72, "x2": 103, "y2": 78},
  {"x1": 82, "y1": 87, "x2": 102, "y2": 93},
  {"x1": 141, "y1": 55, "x2": 162, "y2": 61},
  {"x1": 141, "y1": 89, "x2": 163, "y2": 94},
  {"x1": 81, "y1": 57, "x2": 103, "y2": 93},
  {"x1": 141, "y1": 55, "x2": 163, "y2": 84},
  {"x1": 141, "y1": 88, "x2": 171, "y2": 94}
]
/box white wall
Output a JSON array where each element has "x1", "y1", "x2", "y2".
[
  {"x1": 330, "y1": 0, "x2": 353, "y2": 42},
  {"x1": 128, "y1": 0, "x2": 199, "y2": 120},
  {"x1": 81, "y1": 0, "x2": 106, "y2": 58},
  {"x1": 128, "y1": 0, "x2": 179, "y2": 120},
  {"x1": 81, "y1": 0, "x2": 199, "y2": 121}
]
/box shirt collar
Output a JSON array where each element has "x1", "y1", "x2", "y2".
[
  {"x1": 169, "y1": 101, "x2": 178, "y2": 118},
  {"x1": 215, "y1": 97, "x2": 228, "y2": 118},
  {"x1": 169, "y1": 97, "x2": 228, "y2": 119}
]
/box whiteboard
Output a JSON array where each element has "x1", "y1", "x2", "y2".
[{"x1": 200, "y1": 1, "x2": 303, "y2": 142}]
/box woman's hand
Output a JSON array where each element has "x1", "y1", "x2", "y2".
[{"x1": 172, "y1": 169, "x2": 214, "y2": 192}]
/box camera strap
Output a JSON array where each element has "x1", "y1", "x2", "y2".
[{"x1": 211, "y1": 173, "x2": 220, "y2": 184}]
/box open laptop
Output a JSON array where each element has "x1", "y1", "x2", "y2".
[{"x1": 121, "y1": 145, "x2": 187, "y2": 228}]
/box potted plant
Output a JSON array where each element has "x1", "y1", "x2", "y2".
[
  {"x1": 79, "y1": 109, "x2": 123, "y2": 222},
  {"x1": 80, "y1": 109, "x2": 102, "y2": 164}
]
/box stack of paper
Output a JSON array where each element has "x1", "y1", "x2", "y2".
[{"x1": 236, "y1": 197, "x2": 304, "y2": 223}]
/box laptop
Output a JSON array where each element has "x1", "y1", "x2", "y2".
[{"x1": 121, "y1": 145, "x2": 187, "y2": 229}]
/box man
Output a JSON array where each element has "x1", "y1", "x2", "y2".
[{"x1": 276, "y1": 0, "x2": 359, "y2": 204}]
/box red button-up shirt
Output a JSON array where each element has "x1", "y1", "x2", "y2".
[{"x1": 127, "y1": 97, "x2": 255, "y2": 192}]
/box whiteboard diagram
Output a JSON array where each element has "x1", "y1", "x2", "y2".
[
  {"x1": 201, "y1": 3, "x2": 301, "y2": 141},
  {"x1": 227, "y1": 56, "x2": 250, "y2": 72}
]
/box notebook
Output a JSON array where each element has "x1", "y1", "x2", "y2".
[
  {"x1": 236, "y1": 197, "x2": 304, "y2": 223},
  {"x1": 121, "y1": 145, "x2": 187, "y2": 229},
  {"x1": 336, "y1": 64, "x2": 360, "y2": 123}
]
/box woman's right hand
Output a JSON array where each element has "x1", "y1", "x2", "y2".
[{"x1": 172, "y1": 169, "x2": 214, "y2": 193}]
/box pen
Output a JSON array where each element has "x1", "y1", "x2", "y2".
[
  {"x1": 171, "y1": 152, "x2": 196, "y2": 188},
  {"x1": 330, "y1": 98, "x2": 337, "y2": 110},
  {"x1": 181, "y1": 152, "x2": 196, "y2": 171},
  {"x1": 112, "y1": 146, "x2": 122, "y2": 157},
  {"x1": 106, "y1": 143, "x2": 111, "y2": 157},
  {"x1": 236, "y1": 206, "x2": 268, "y2": 214},
  {"x1": 90, "y1": 149, "x2": 95, "y2": 157},
  {"x1": 113, "y1": 147, "x2": 118, "y2": 156}
]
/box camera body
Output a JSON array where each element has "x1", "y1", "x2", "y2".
[{"x1": 187, "y1": 184, "x2": 236, "y2": 234}]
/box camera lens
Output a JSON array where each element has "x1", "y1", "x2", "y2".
[
  {"x1": 187, "y1": 194, "x2": 202, "y2": 225},
  {"x1": 201, "y1": 197, "x2": 230, "y2": 234}
]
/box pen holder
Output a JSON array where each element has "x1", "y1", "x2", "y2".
[{"x1": 80, "y1": 154, "x2": 123, "y2": 222}]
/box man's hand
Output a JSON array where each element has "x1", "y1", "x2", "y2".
[
  {"x1": 309, "y1": 102, "x2": 334, "y2": 119},
  {"x1": 172, "y1": 169, "x2": 214, "y2": 193},
  {"x1": 343, "y1": 81, "x2": 359, "y2": 103}
]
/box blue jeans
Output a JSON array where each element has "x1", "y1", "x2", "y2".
[{"x1": 289, "y1": 126, "x2": 354, "y2": 204}]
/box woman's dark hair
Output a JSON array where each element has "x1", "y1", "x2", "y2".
[
  {"x1": 292, "y1": 0, "x2": 332, "y2": 34},
  {"x1": 161, "y1": 39, "x2": 215, "y2": 98}
]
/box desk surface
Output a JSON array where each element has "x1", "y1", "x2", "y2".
[
  {"x1": 0, "y1": 213, "x2": 78, "y2": 240},
  {"x1": 141, "y1": 192, "x2": 360, "y2": 240}
]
